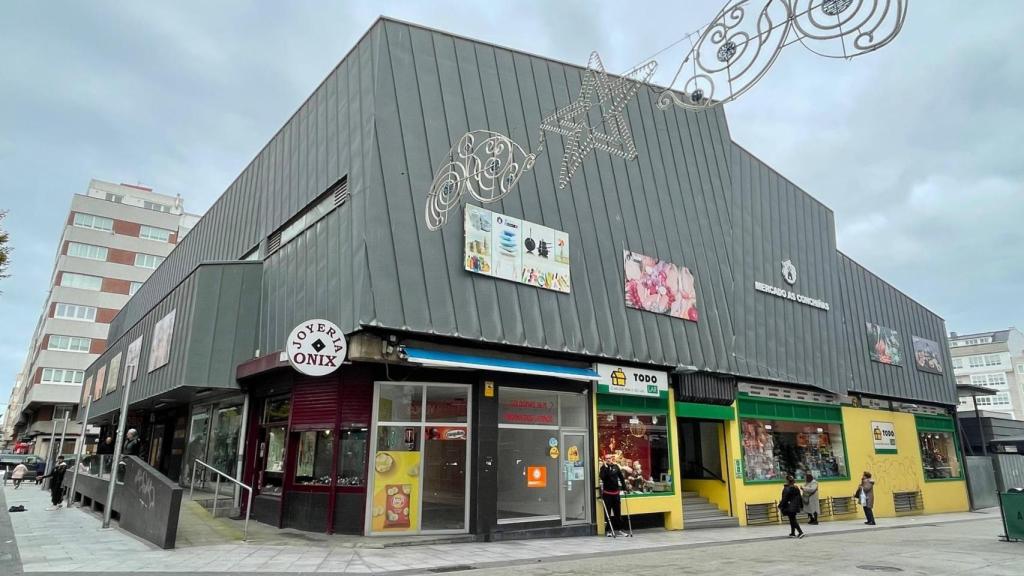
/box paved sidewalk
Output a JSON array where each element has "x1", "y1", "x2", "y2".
[{"x1": 0, "y1": 483, "x2": 1001, "y2": 574}]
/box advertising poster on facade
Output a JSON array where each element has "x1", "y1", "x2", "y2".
[
  {"x1": 81, "y1": 376, "x2": 93, "y2": 405},
  {"x1": 148, "y1": 309, "x2": 177, "y2": 372},
  {"x1": 872, "y1": 421, "x2": 897, "y2": 454},
  {"x1": 463, "y1": 205, "x2": 570, "y2": 293},
  {"x1": 866, "y1": 322, "x2": 903, "y2": 366},
  {"x1": 623, "y1": 250, "x2": 698, "y2": 321},
  {"x1": 125, "y1": 336, "x2": 143, "y2": 383},
  {"x1": 370, "y1": 450, "x2": 421, "y2": 533},
  {"x1": 93, "y1": 365, "x2": 106, "y2": 401},
  {"x1": 105, "y1": 353, "x2": 121, "y2": 394},
  {"x1": 911, "y1": 336, "x2": 944, "y2": 374}
]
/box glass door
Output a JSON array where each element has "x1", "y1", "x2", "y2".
[
  {"x1": 560, "y1": 431, "x2": 589, "y2": 524},
  {"x1": 184, "y1": 406, "x2": 211, "y2": 487}
]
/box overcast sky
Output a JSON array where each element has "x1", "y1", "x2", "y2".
[{"x1": 1, "y1": 1, "x2": 1022, "y2": 411}]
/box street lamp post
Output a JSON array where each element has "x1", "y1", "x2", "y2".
[{"x1": 102, "y1": 378, "x2": 133, "y2": 529}]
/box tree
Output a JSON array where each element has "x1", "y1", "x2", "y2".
[{"x1": 0, "y1": 209, "x2": 10, "y2": 282}]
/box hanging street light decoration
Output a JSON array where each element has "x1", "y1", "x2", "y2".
[
  {"x1": 424, "y1": 130, "x2": 536, "y2": 231},
  {"x1": 538, "y1": 52, "x2": 658, "y2": 190},
  {"x1": 657, "y1": 0, "x2": 909, "y2": 111}
]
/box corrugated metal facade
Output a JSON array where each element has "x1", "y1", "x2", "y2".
[
  {"x1": 89, "y1": 262, "x2": 262, "y2": 418},
  {"x1": 88, "y1": 18, "x2": 957, "y2": 407},
  {"x1": 730, "y1": 144, "x2": 847, "y2": 393},
  {"x1": 836, "y1": 253, "x2": 956, "y2": 405}
]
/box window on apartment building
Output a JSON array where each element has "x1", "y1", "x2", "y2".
[
  {"x1": 54, "y1": 303, "x2": 97, "y2": 321},
  {"x1": 60, "y1": 272, "x2": 103, "y2": 291},
  {"x1": 134, "y1": 253, "x2": 165, "y2": 269},
  {"x1": 48, "y1": 335, "x2": 91, "y2": 353},
  {"x1": 41, "y1": 368, "x2": 85, "y2": 385},
  {"x1": 952, "y1": 358, "x2": 963, "y2": 369},
  {"x1": 129, "y1": 281, "x2": 143, "y2": 296},
  {"x1": 143, "y1": 201, "x2": 171, "y2": 213},
  {"x1": 105, "y1": 193, "x2": 124, "y2": 203},
  {"x1": 984, "y1": 354, "x2": 1002, "y2": 366},
  {"x1": 139, "y1": 225, "x2": 173, "y2": 242},
  {"x1": 971, "y1": 373, "x2": 1008, "y2": 389},
  {"x1": 67, "y1": 242, "x2": 108, "y2": 261},
  {"x1": 72, "y1": 213, "x2": 114, "y2": 232},
  {"x1": 1017, "y1": 363, "x2": 1024, "y2": 375}
]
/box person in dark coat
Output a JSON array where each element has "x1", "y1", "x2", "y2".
[
  {"x1": 39, "y1": 456, "x2": 68, "y2": 510},
  {"x1": 34, "y1": 459, "x2": 46, "y2": 485},
  {"x1": 96, "y1": 436, "x2": 115, "y2": 455},
  {"x1": 122, "y1": 429, "x2": 141, "y2": 457},
  {"x1": 599, "y1": 453, "x2": 628, "y2": 535},
  {"x1": 779, "y1": 474, "x2": 804, "y2": 538}
]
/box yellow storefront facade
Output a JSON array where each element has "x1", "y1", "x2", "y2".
[{"x1": 595, "y1": 386, "x2": 968, "y2": 535}]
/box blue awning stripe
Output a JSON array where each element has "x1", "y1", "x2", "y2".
[{"x1": 403, "y1": 347, "x2": 600, "y2": 381}]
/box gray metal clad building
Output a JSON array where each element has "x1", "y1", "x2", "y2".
[{"x1": 76, "y1": 19, "x2": 961, "y2": 539}]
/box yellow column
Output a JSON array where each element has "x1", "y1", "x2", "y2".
[{"x1": 664, "y1": 388, "x2": 684, "y2": 530}]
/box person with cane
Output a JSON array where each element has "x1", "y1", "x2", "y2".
[{"x1": 599, "y1": 453, "x2": 628, "y2": 537}]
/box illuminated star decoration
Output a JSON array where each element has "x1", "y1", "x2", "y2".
[{"x1": 539, "y1": 52, "x2": 657, "y2": 189}]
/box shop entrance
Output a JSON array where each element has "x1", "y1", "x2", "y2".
[
  {"x1": 366, "y1": 382, "x2": 471, "y2": 535},
  {"x1": 560, "y1": 431, "x2": 589, "y2": 524},
  {"x1": 183, "y1": 399, "x2": 245, "y2": 493},
  {"x1": 678, "y1": 417, "x2": 733, "y2": 519}
]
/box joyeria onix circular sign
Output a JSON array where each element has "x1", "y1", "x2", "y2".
[{"x1": 286, "y1": 319, "x2": 347, "y2": 377}]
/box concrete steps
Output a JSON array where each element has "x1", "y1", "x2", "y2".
[{"x1": 683, "y1": 493, "x2": 739, "y2": 530}]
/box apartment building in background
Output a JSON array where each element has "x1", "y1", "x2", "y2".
[
  {"x1": 951, "y1": 328, "x2": 1024, "y2": 420},
  {"x1": 0, "y1": 180, "x2": 199, "y2": 456}
]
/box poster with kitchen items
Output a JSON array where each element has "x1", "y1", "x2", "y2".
[{"x1": 463, "y1": 204, "x2": 570, "y2": 293}]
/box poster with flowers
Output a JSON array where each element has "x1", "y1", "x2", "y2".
[
  {"x1": 866, "y1": 322, "x2": 903, "y2": 366},
  {"x1": 623, "y1": 250, "x2": 698, "y2": 321}
]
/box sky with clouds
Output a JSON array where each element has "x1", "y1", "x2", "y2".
[{"x1": 1, "y1": 1, "x2": 1022, "y2": 413}]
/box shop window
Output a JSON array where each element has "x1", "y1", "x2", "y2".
[
  {"x1": 295, "y1": 430, "x2": 333, "y2": 486},
  {"x1": 261, "y1": 425, "x2": 287, "y2": 495},
  {"x1": 264, "y1": 397, "x2": 291, "y2": 423},
  {"x1": 597, "y1": 412, "x2": 672, "y2": 493},
  {"x1": 498, "y1": 388, "x2": 558, "y2": 426},
  {"x1": 497, "y1": 427, "x2": 560, "y2": 522},
  {"x1": 338, "y1": 428, "x2": 368, "y2": 486},
  {"x1": 378, "y1": 383, "x2": 423, "y2": 422},
  {"x1": 740, "y1": 419, "x2": 848, "y2": 482},
  {"x1": 425, "y1": 386, "x2": 468, "y2": 423},
  {"x1": 560, "y1": 393, "x2": 588, "y2": 428},
  {"x1": 920, "y1": 431, "x2": 962, "y2": 480}
]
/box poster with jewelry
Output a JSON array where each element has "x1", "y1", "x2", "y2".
[{"x1": 463, "y1": 205, "x2": 570, "y2": 293}]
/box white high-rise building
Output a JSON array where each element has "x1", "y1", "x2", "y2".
[
  {"x1": 0, "y1": 180, "x2": 199, "y2": 456},
  {"x1": 951, "y1": 328, "x2": 1024, "y2": 420}
]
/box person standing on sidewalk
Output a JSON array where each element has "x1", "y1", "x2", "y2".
[
  {"x1": 802, "y1": 472, "x2": 820, "y2": 525},
  {"x1": 123, "y1": 429, "x2": 141, "y2": 456},
  {"x1": 857, "y1": 471, "x2": 876, "y2": 525},
  {"x1": 599, "y1": 453, "x2": 628, "y2": 536},
  {"x1": 11, "y1": 462, "x2": 28, "y2": 488},
  {"x1": 39, "y1": 456, "x2": 68, "y2": 510},
  {"x1": 779, "y1": 475, "x2": 804, "y2": 538}
]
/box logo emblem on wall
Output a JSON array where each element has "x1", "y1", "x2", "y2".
[
  {"x1": 286, "y1": 318, "x2": 347, "y2": 377},
  {"x1": 781, "y1": 259, "x2": 797, "y2": 285},
  {"x1": 611, "y1": 369, "x2": 627, "y2": 387}
]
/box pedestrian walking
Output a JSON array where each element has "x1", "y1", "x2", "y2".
[
  {"x1": 11, "y1": 462, "x2": 28, "y2": 488},
  {"x1": 599, "y1": 453, "x2": 628, "y2": 536},
  {"x1": 39, "y1": 456, "x2": 68, "y2": 510},
  {"x1": 856, "y1": 471, "x2": 876, "y2": 525},
  {"x1": 779, "y1": 474, "x2": 804, "y2": 538},
  {"x1": 802, "y1": 472, "x2": 820, "y2": 525}
]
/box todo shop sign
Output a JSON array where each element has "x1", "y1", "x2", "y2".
[
  {"x1": 596, "y1": 364, "x2": 669, "y2": 399},
  {"x1": 872, "y1": 421, "x2": 897, "y2": 454},
  {"x1": 286, "y1": 319, "x2": 347, "y2": 377}
]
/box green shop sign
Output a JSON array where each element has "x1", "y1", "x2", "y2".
[{"x1": 999, "y1": 492, "x2": 1024, "y2": 541}]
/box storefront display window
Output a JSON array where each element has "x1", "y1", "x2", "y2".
[
  {"x1": 378, "y1": 384, "x2": 423, "y2": 422},
  {"x1": 597, "y1": 412, "x2": 672, "y2": 493},
  {"x1": 338, "y1": 428, "x2": 368, "y2": 486},
  {"x1": 741, "y1": 419, "x2": 847, "y2": 482},
  {"x1": 265, "y1": 397, "x2": 291, "y2": 422},
  {"x1": 295, "y1": 430, "x2": 333, "y2": 486},
  {"x1": 425, "y1": 386, "x2": 468, "y2": 423},
  {"x1": 920, "y1": 431, "x2": 962, "y2": 479},
  {"x1": 262, "y1": 425, "x2": 286, "y2": 495}
]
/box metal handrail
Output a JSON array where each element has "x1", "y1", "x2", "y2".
[{"x1": 189, "y1": 458, "x2": 253, "y2": 542}]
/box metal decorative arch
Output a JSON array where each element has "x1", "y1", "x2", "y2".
[
  {"x1": 424, "y1": 130, "x2": 536, "y2": 231},
  {"x1": 658, "y1": 0, "x2": 910, "y2": 111}
]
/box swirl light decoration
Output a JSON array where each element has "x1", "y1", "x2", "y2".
[
  {"x1": 657, "y1": 0, "x2": 908, "y2": 110},
  {"x1": 424, "y1": 130, "x2": 536, "y2": 231}
]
